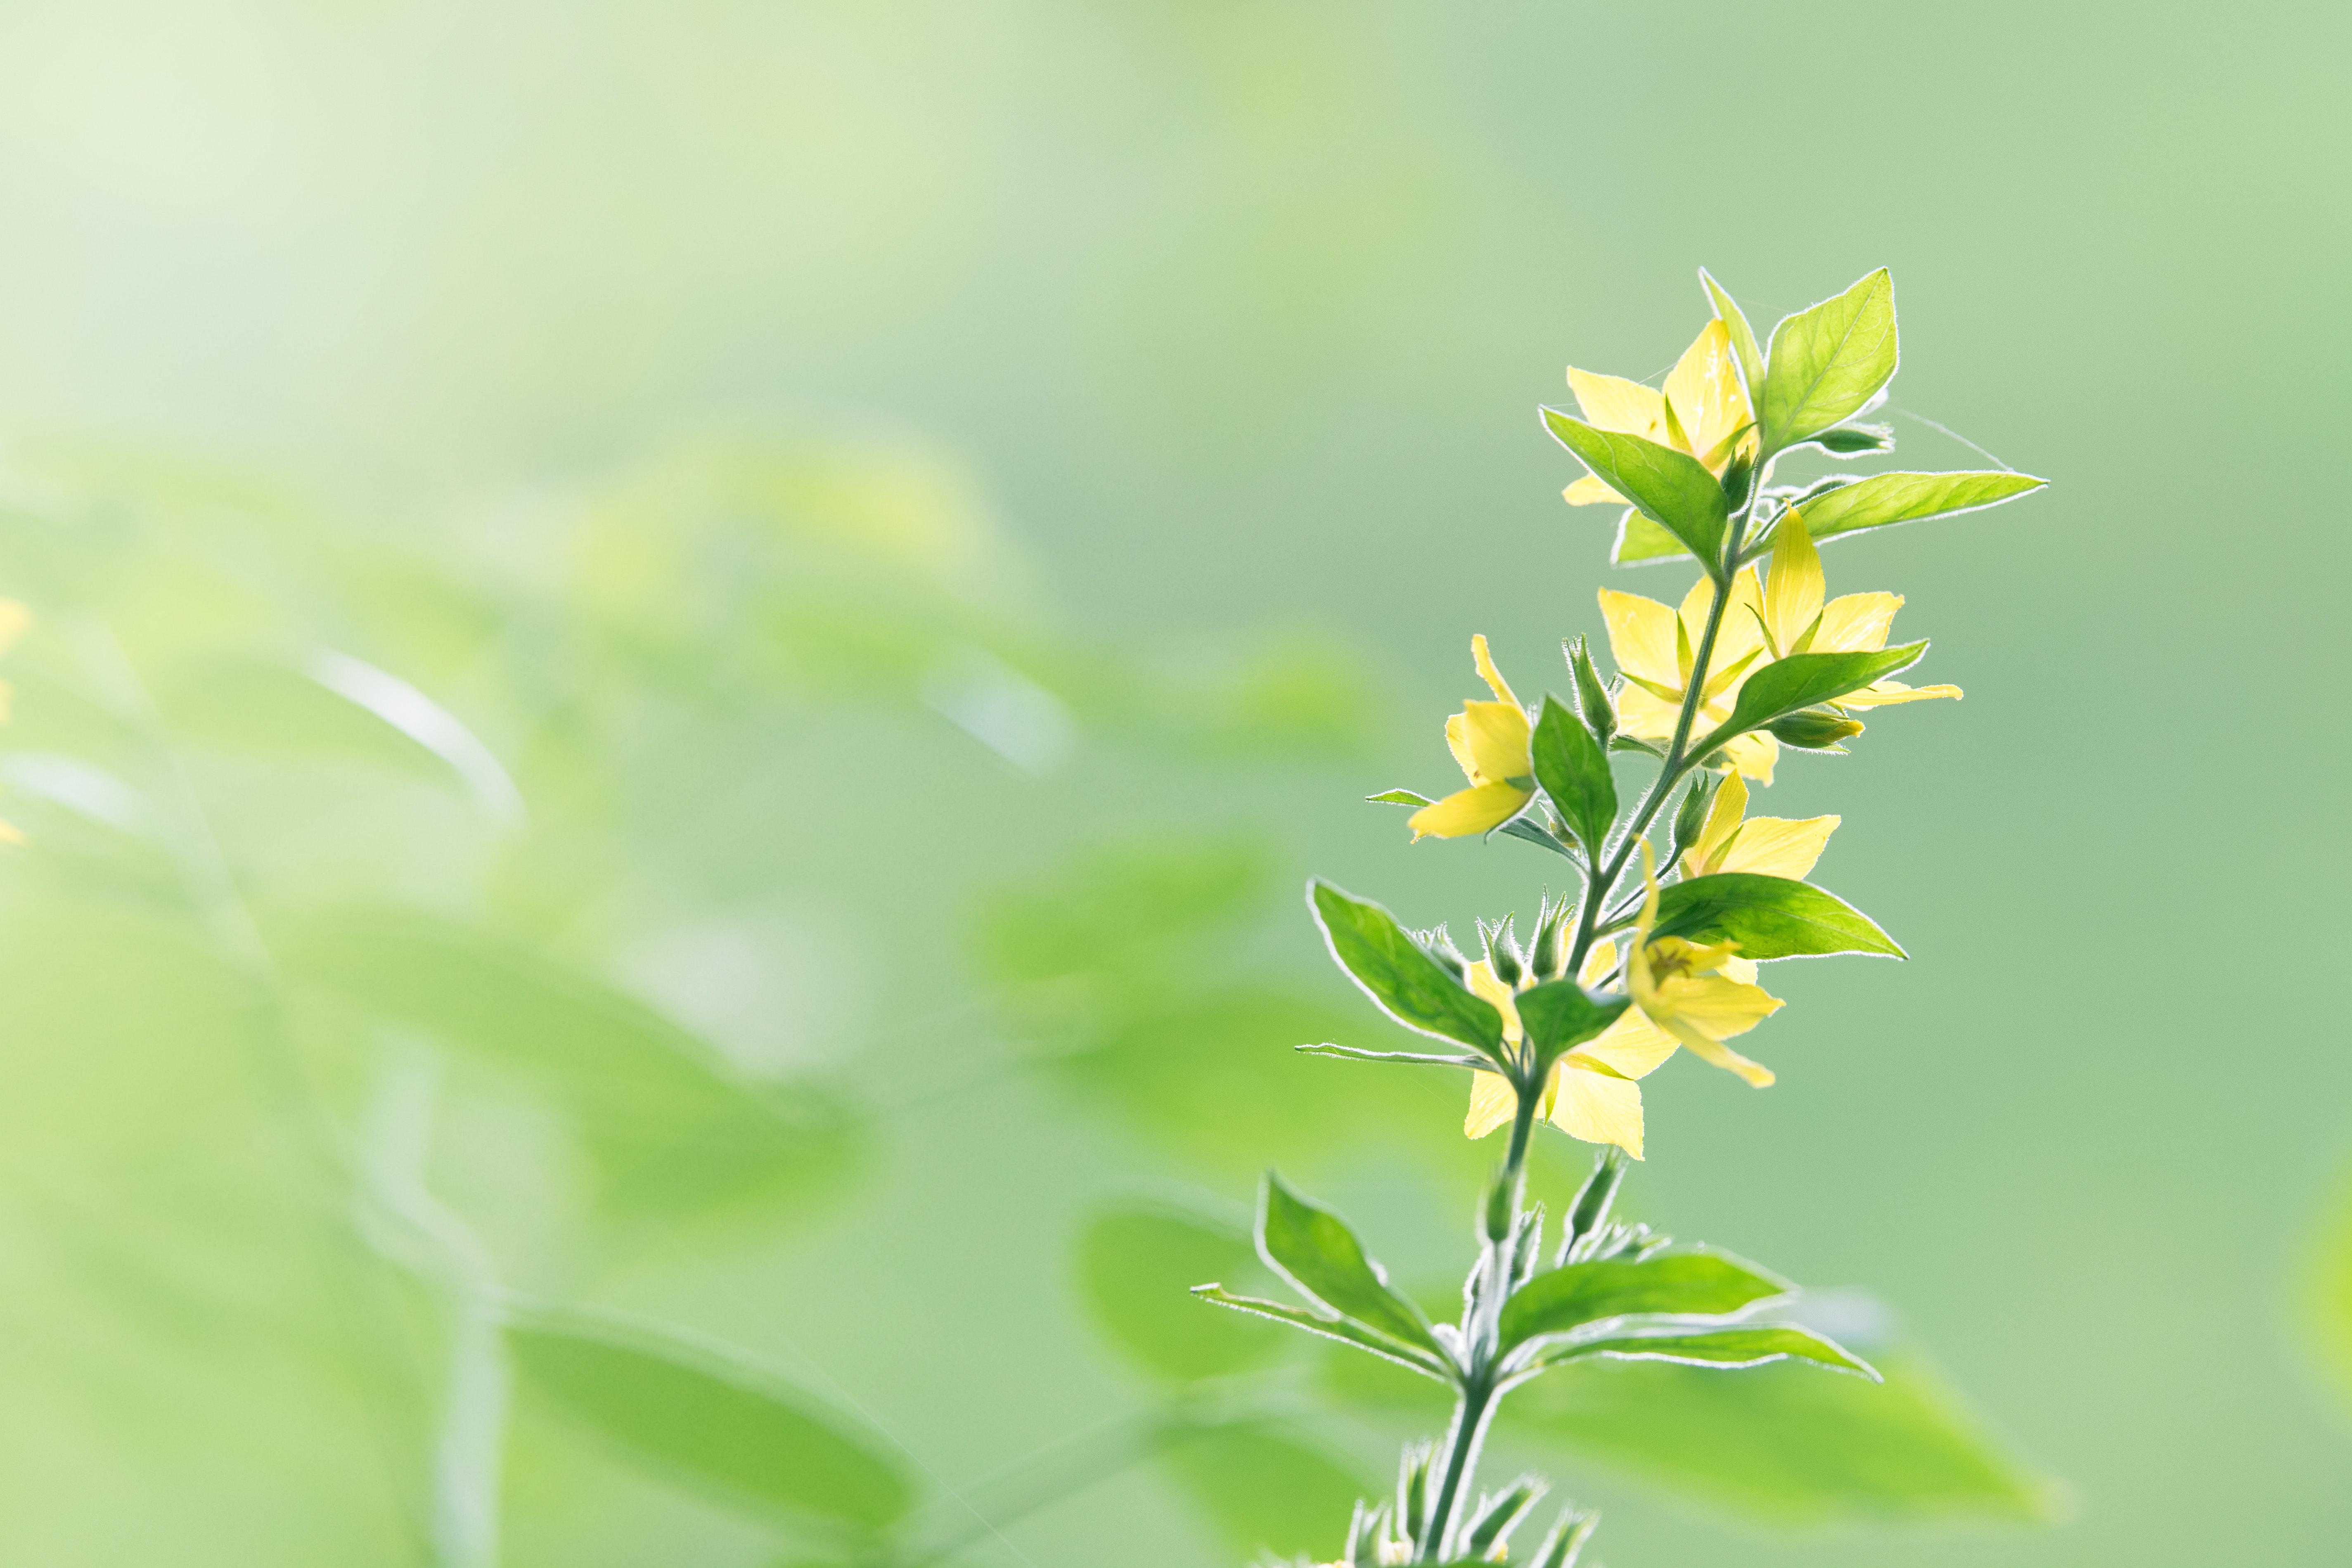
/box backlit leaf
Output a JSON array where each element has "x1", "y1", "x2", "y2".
[
  {"x1": 1499, "y1": 1251, "x2": 1790, "y2": 1353},
  {"x1": 1308, "y1": 881, "x2": 1504, "y2": 1061},
  {"x1": 1795, "y1": 470, "x2": 2048, "y2": 545},
  {"x1": 1758, "y1": 270, "x2": 1898, "y2": 452},
  {"x1": 1648, "y1": 873, "x2": 1904, "y2": 959},
  {"x1": 1542, "y1": 410, "x2": 1728, "y2": 568},
  {"x1": 1260, "y1": 1173, "x2": 1444, "y2": 1357}
]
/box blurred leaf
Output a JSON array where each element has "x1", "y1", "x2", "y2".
[
  {"x1": 1648, "y1": 873, "x2": 1904, "y2": 960},
  {"x1": 1077, "y1": 1206, "x2": 1284, "y2": 1383},
  {"x1": 1795, "y1": 470, "x2": 2048, "y2": 545},
  {"x1": 1714, "y1": 642, "x2": 1927, "y2": 739},
  {"x1": 1499, "y1": 1251, "x2": 1790, "y2": 1354},
  {"x1": 1156, "y1": 1419, "x2": 1369, "y2": 1562},
  {"x1": 1542, "y1": 411, "x2": 1727, "y2": 568},
  {"x1": 1513, "y1": 1347, "x2": 2057, "y2": 1523},
  {"x1": 273, "y1": 910, "x2": 856, "y2": 1222},
  {"x1": 1543, "y1": 1324, "x2": 1874, "y2": 1378},
  {"x1": 1530, "y1": 695, "x2": 1613, "y2": 855},
  {"x1": 2305, "y1": 1168, "x2": 2352, "y2": 1412},
  {"x1": 1758, "y1": 269, "x2": 1898, "y2": 452},
  {"x1": 506, "y1": 1310, "x2": 913, "y2": 1530},
  {"x1": 1308, "y1": 881, "x2": 1504, "y2": 1061},
  {"x1": 1260, "y1": 1173, "x2": 1442, "y2": 1356},
  {"x1": 975, "y1": 839, "x2": 1268, "y2": 995}
]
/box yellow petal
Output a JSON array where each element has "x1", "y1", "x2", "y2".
[
  {"x1": 1464, "y1": 1070, "x2": 1517, "y2": 1139},
  {"x1": 1722, "y1": 731, "x2": 1779, "y2": 786},
  {"x1": 1563, "y1": 473, "x2": 1626, "y2": 506},
  {"x1": 1461, "y1": 700, "x2": 1531, "y2": 782},
  {"x1": 1573, "y1": 1007, "x2": 1679, "y2": 1080},
  {"x1": 1409, "y1": 781, "x2": 1534, "y2": 840},
  {"x1": 1712, "y1": 813, "x2": 1839, "y2": 880},
  {"x1": 1666, "y1": 973, "x2": 1783, "y2": 1042},
  {"x1": 1765, "y1": 512, "x2": 1826, "y2": 656},
  {"x1": 1836, "y1": 680, "x2": 1961, "y2": 710},
  {"x1": 1654, "y1": 1011, "x2": 1777, "y2": 1087},
  {"x1": 1613, "y1": 680, "x2": 1683, "y2": 741},
  {"x1": 1550, "y1": 1059, "x2": 1645, "y2": 1158},
  {"x1": 1463, "y1": 959, "x2": 1525, "y2": 1045},
  {"x1": 1445, "y1": 711, "x2": 1477, "y2": 779},
  {"x1": 1661, "y1": 319, "x2": 1752, "y2": 470},
  {"x1": 1566, "y1": 368, "x2": 1667, "y2": 439},
  {"x1": 1717, "y1": 955, "x2": 1758, "y2": 985},
  {"x1": 1471, "y1": 634, "x2": 1520, "y2": 708},
  {"x1": 1708, "y1": 568, "x2": 1769, "y2": 676},
  {"x1": 1597, "y1": 588, "x2": 1683, "y2": 689},
  {"x1": 1814, "y1": 592, "x2": 1902, "y2": 654},
  {"x1": 1577, "y1": 937, "x2": 1619, "y2": 987},
  {"x1": 1683, "y1": 770, "x2": 1748, "y2": 877}
]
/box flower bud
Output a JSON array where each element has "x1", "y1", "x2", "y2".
[
  {"x1": 1767, "y1": 706, "x2": 1866, "y2": 751},
  {"x1": 1564, "y1": 635, "x2": 1617, "y2": 747},
  {"x1": 1666, "y1": 775, "x2": 1712, "y2": 868}
]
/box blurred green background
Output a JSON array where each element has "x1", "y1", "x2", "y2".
[{"x1": 0, "y1": 2, "x2": 2347, "y2": 1564}]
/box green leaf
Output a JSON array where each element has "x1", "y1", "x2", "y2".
[
  {"x1": 1496, "y1": 816, "x2": 1578, "y2": 860},
  {"x1": 1530, "y1": 696, "x2": 1615, "y2": 857},
  {"x1": 1542, "y1": 1324, "x2": 1876, "y2": 1379},
  {"x1": 1504, "y1": 1343, "x2": 2058, "y2": 1523},
  {"x1": 1759, "y1": 269, "x2": 1898, "y2": 452},
  {"x1": 1795, "y1": 470, "x2": 2049, "y2": 545},
  {"x1": 505, "y1": 1312, "x2": 912, "y2": 1529},
  {"x1": 1080, "y1": 1207, "x2": 1286, "y2": 1383},
  {"x1": 1193, "y1": 1285, "x2": 1452, "y2": 1380},
  {"x1": 1710, "y1": 642, "x2": 1926, "y2": 741},
  {"x1": 1307, "y1": 881, "x2": 1504, "y2": 1061},
  {"x1": 1698, "y1": 267, "x2": 1765, "y2": 397},
  {"x1": 1367, "y1": 787, "x2": 1434, "y2": 806},
  {"x1": 1511, "y1": 979, "x2": 1630, "y2": 1069},
  {"x1": 1611, "y1": 509, "x2": 1695, "y2": 566},
  {"x1": 1260, "y1": 1173, "x2": 1445, "y2": 1358},
  {"x1": 1541, "y1": 409, "x2": 1728, "y2": 569},
  {"x1": 1499, "y1": 1251, "x2": 1791, "y2": 1353},
  {"x1": 1649, "y1": 873, "x2": 1904, "y2": 959},
  {"x1": 1157, "y1": 1419, "x2": 1376, "y2": 1560}
]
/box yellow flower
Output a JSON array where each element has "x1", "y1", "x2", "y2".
[
  {"x1": 1597, "y1": 570, "x2": 1780, "y2": 784},
  {"x1": 1561, "y1": 318, "x2": 1757, "y2": 507},
  {"x1": 1678, "y1": 770, "x2": 1838, "y2": 881},
  {"x1": 1760, "y1": 510, "x2": 1961, "y2": 713},
  {"x1": 1461, "y1": 952, "x2": 1677, "y2": 1159},
  {"x1": 1627, "y1": 843, "x2": 1783, "y2": 1087},
  {"x1": 1407, "y1": 635, "x2": 1535, "y2": 840}
]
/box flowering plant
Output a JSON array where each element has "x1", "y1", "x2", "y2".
[{"x1": 1193, "y1": 268, "x2": 2044, "y2": 1565}]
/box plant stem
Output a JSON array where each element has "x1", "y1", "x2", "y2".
[{"x1": 1419, "y1": 487, "x2": 1765, "y2": 1559}]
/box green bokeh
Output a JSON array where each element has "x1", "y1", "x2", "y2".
[{"x1": 0, "y1": 2, "x2": 2346, "y2": 1564}]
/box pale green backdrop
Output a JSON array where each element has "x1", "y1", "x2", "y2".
[{"x1": 0, "y1": 3, "x2": 2345, "y2": 1566}]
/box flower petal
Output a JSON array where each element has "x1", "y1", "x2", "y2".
[
  {"x1": 1409, "y1": 782, "x2": 1533, "y2": 840},
  {"x1": 1598, "y1": 588, "x2": 1683, "y2": 690},
  {"x1": 1550, "y1": 1058, "x2": 1646, "y2": 1158},
  {"x1": 1471, "y1": 634, "x2": 1521, "y2": 708},
  {"x1": 1464, "y1": 1069, "x2": 1516, "y2": 1139},
  {"x1": 1461, "y1": 700, "x2": 1532, "y2": 782},
  {"x1": 1683, "y1": 769, "x2": 1749, "y2": 877},
  {"x1": 1814, "y1": 592, "x2": 1903, "y2": 654},
  {"x1": 1573, "y1": 1008, "x2": 1679, "y2": 1080},
  {"x1": 1722, "y1": 731, "x2": 1779, "y2": 786},
  {"x1": 1577, "y1": 937, "x2": 1620, "y2": 987},
  {"x1": 1765, "y1": 512, "x2": 1826, "y2": 656},
  {"x1": 1713, "y1": 813, "x2": 1839, "y2": 880},
  {"x1": 1667, "y1": 974, "x2": 1783, "y2": 1042},
  {"x1": 1463, "y1": 959, "x2": 1525, "y2": 1045},
  {"x1": 1662, "y1": 319, "x2": 1752, "y2": 470},
  {"x1": 1563, "y1": 473, "x2": 1626, "y2": 506},
  {"x1": 1567, "y1": 368, "x2": 1668, "y2": 439}
]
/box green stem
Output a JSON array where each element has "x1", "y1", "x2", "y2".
[{"x1": 1418, "y1": 1376, "x2": 1498, "y2": 1560}]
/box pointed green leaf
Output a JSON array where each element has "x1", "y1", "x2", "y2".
[
  {"x1": 1541, "y1": 1324, "x2": 1876, "y2": 1379},
  {"x1": 1192, "y1": 1285, "x2": 1452, "y2": 1381},
  {"x1": 1611, "y1": 509, "x2": 1694, "y2": 566},
  {"x1": 1367, "y1": 787, "x2": 1435, "y2": 806},
  {"x1": 505, "y1": 1312, "x2": 912, "y2": 1528},
  {"x1": 1259, "y1": 1173, "x2": 1445, "y2": 1357},
  {"x1": 1542, "y1": 410, "x2": 1728, "y2": 569},
  {"x1": 1512, "y1": 980, "x2": 1630, "y2": 1069},
  {"x1": 1711, "y1": 642, "x2": 1927, "y2": 741},
  {"x1": 1307, "y1": 881, "x2": 1505, "y2": 1061},
  {"x1": 1795, "y1": 470, "x2": 2048, "y2": 545},
  {"x1": 1803, "y1": 422, "x2": 1895, "y2": 455},
  {"x1": 1699, "y1": 267, "x2": 1765, "y2": 396},
  {"x1": 1649, "y1": 872, "x2": 1904, "y2": 959},
  {"x1": 1759, "y1": 270, "x2": 1898, "y2": 452},
  {"x1": 1499, "y1": 1250, "x2": 1791, "y2": 1354},
  {"x1": 1530, "y1": 695, "x2": 1615, "y2": 856}
]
